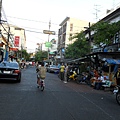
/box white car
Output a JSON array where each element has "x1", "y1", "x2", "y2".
[{"x1": 46, "y1": 65, "x2": 59, "y2": 73}]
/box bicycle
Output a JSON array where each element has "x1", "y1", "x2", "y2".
[{"x1": 37, "y1": 79, "x2": 45, "y2": 91}]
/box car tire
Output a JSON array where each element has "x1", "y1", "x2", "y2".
[{"x1": 17, "y1": 74, "x2": 21, "y2": 83}]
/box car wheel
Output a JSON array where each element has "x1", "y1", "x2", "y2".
[{"x1": 17, "y1": 74, "x2": 21, "y2": 83}]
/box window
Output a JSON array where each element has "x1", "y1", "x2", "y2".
[
  {"x1": 70, "y1": 24, "x2": 73, "y2": 31},
  {"x1": 69, "y1": 34, "x2": 72, "y2": 38}
]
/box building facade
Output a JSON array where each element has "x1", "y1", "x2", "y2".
[
  {"x1": 91, "y1": 7, "x2": 120, "y2": 53},
  {"x1": 57, "y1": 17, "x2": 90, "y2": 62},
  {"x1": 0, "y1": 23, "x2": 26, "y2": 61}
]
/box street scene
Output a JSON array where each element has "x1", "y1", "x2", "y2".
[
  {"x1": 0, "y1": 0, "x2": 120, "y2": 120},
  {"x1": 0, "y1": 66, "x2": 120, "y2": 120}
]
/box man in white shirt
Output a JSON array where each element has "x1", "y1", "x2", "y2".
[{"x1": 94, "y1": 74, "x2": 106, "y2": 90}]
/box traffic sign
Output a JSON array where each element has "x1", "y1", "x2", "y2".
[{"x1": 43, "y1": 30, "x2": 55, "y2": 35}]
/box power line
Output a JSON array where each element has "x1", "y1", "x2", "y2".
[{"x1": 6, "y1": 15, "x2": 59, "y2": 26}]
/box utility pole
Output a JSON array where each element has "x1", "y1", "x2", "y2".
[
  {"x1": 88, "y1": 22, "x2": 91, "y2": 53},
  {"x1": 0, "y1": 0, "x2": 2, "y2": 23},
  {"x1": 84, "y1": 22, "x2": 91, "y2": 53},
  {"x1": 48, "y1": 20, "x2": 51, "y2": 60},
  {"x1": 4, "y1": 27, "x2": 10, "y2": 61}
]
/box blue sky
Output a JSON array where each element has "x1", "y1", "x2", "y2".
[{"x1": 2, "y1": 0, "x2": 120, "y2": 52}]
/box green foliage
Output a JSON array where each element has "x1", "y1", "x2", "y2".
[
  {"x1": 65, "y1": 32, "x2": 90, "y2": 59},
  {"x1": 19, "y1": 49, "x2": 30, "y2": 60},
  {"x1": 35, "y1": 51, "x2": 48, "y2": 61},
  {"x1": 64, "y1": 21, "x2": 120, "y2": 59},
  {"x1": 91, "y1": 21, "x2": 120, "y2": 46}
]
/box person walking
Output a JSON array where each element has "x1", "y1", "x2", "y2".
[
  {"x1": 60, "y1": 63, "x2": 65, "y2": 81},
  {"x1": 64, "y1": 63, "x2": 68, "y2": 83}
]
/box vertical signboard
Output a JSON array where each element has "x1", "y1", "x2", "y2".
[{"x1": 14, "y1": 36, "x2": 20, "y2": 47}]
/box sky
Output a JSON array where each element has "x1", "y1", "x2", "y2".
[{"x1": 2, "y1": 0, "x2": 120, "y2": 52}]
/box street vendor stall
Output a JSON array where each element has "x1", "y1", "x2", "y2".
[{"x1": 102, "y1": 58, "x2": 120, "y2": 86}]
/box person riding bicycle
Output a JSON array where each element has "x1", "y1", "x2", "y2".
[{"x1": 37, "y1": 62, "x2": 46, "y2": 88}]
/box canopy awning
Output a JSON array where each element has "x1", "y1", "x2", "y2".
[{"x1": 105, "y1": 58, "x2": 120, "y2": 64}]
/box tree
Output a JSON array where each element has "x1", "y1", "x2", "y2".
[
  {"x1": 35, "y1": 51, "x2": 48, "y2": 62},
  {"x1": 65, "y1": 32, "x2": 90, "y2": 59},
  {"x1": 91, "y1": 21, "x2": 120, "y2": 47},
  {"x1": 18, "y1": 49, "x2": 30, "y2": 61},
  {"x1": 64, "y1": 21, "x2": 120, "y2": 59}
]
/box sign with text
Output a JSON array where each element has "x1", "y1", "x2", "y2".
[
  {"x1": 43, "y1": 30, "x2": 55, "y2": 35},
  {"x1": 14, "y1": 36, "x2": 20, "y2": 47}
]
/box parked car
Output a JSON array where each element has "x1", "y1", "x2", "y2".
[
  {"x1": 0, "y1": 61, "x2": 21, "y2": 82},
  {"x1": 46, "y1": 65, "x2": 59, "y2": 73}
]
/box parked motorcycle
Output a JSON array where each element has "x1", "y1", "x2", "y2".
[
  {"x1": 67, "y1": 70, "x2": 78, "y2": 82},
  {"x1": 78, "y1": 72, "x2": 91, "y2": 85},
  {"x1": 113, "y1": 85, "x2": 120, "y2": 105}
]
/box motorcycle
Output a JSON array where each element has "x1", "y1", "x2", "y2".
[
  {"x1": 36, "y1": 69, "x2": 45, "y2": 91},
  {"x1": 40, "y1": 79, "x2": 45, "y2": 91},
  {"x1": 113, "y1": 85, "x2": 120, "y2": 105},
  {"x1": 67, "y1": 70, "x2": 78, "y2": 82},
  {"x1": 77, "y1": 72, "x2": 91, "y2": 85},
  {"x1": 37, "y1": 78, "x2": 45, "y2": 91}
]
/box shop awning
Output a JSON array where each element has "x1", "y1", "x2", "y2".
[{"x1": 105, "y1": 58, "x2": 120, "y2": 64}]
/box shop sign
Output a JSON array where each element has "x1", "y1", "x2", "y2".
[{"x1": 14, "y1": 36, "x2": 20, "y2": 47}]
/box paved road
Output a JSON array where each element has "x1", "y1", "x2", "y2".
[{"x1": 0, "y1": 66, "x2": 119, "y2": 120}]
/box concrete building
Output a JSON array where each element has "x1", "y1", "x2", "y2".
[
  {"x1": 57, "y1": 17, "x2": 90, "y2": 62},
  {"x1": 0, "y1": 23, "x2": 26, "y2": 60},
  {"x1": 91, "y1": 7, "x2": 120, "y2": 53}
]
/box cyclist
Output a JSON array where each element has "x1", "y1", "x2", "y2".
[{"x1": 37, "y1": 62, "x2": 46, "y2": 88}]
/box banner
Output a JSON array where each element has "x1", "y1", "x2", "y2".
[
  {"x1": 14, "y1": 36, "x2": 20, "y2": 47},
  {"x1": 45, "y1": 42, "x2": 52, "y2": 47}
]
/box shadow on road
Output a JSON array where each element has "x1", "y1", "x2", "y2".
[{"x1": 0, "y1": 79, "x2": 19, "y2": 84}]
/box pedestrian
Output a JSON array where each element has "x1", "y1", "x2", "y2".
[
  {"x1": 64, "y1": 63, "x2": 68, "y2": 83},
  {"x1": 60, "y1": 63, "x2": 65, "y2": 81},
  {"x1": 115, "y1": 67, "x2": 120, "y2": 85}
]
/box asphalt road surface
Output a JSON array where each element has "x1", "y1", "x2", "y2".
[{"x1": 0, "y1": 66, "x2": 119, "y2": 120}]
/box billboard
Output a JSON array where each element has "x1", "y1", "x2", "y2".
[{"x1": 14, "y1": 36, "x2": 20, "y2": 47}]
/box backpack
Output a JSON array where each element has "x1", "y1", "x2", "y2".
[{"x1": 40, "y1": 66, "x2": 46, "y2": 79}]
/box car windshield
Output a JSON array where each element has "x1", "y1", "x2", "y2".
[
  {"x1": 0, "y1": 62, "x2": 19, "y2": 68},
  {"x1": 50, "y1": 65, "x2": 57, "y2": 68}
]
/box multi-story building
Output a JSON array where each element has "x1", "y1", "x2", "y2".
[
  {"x1": 91, "y1": 7, "x2": 120, "y2": 53},
  {"x1": 0, "y1": 23, "x2": 26, "y2": 61},
  {"x1": 57, "y1": 17, "x2": 90, "y2": 62}
]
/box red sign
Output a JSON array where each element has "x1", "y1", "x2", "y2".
[
  {"x1": 10, "y1": 48, "x2": 18, "y2": 51},
  {"x1": 14, "y1": 36, "x2": 20, "y2": 47}
]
